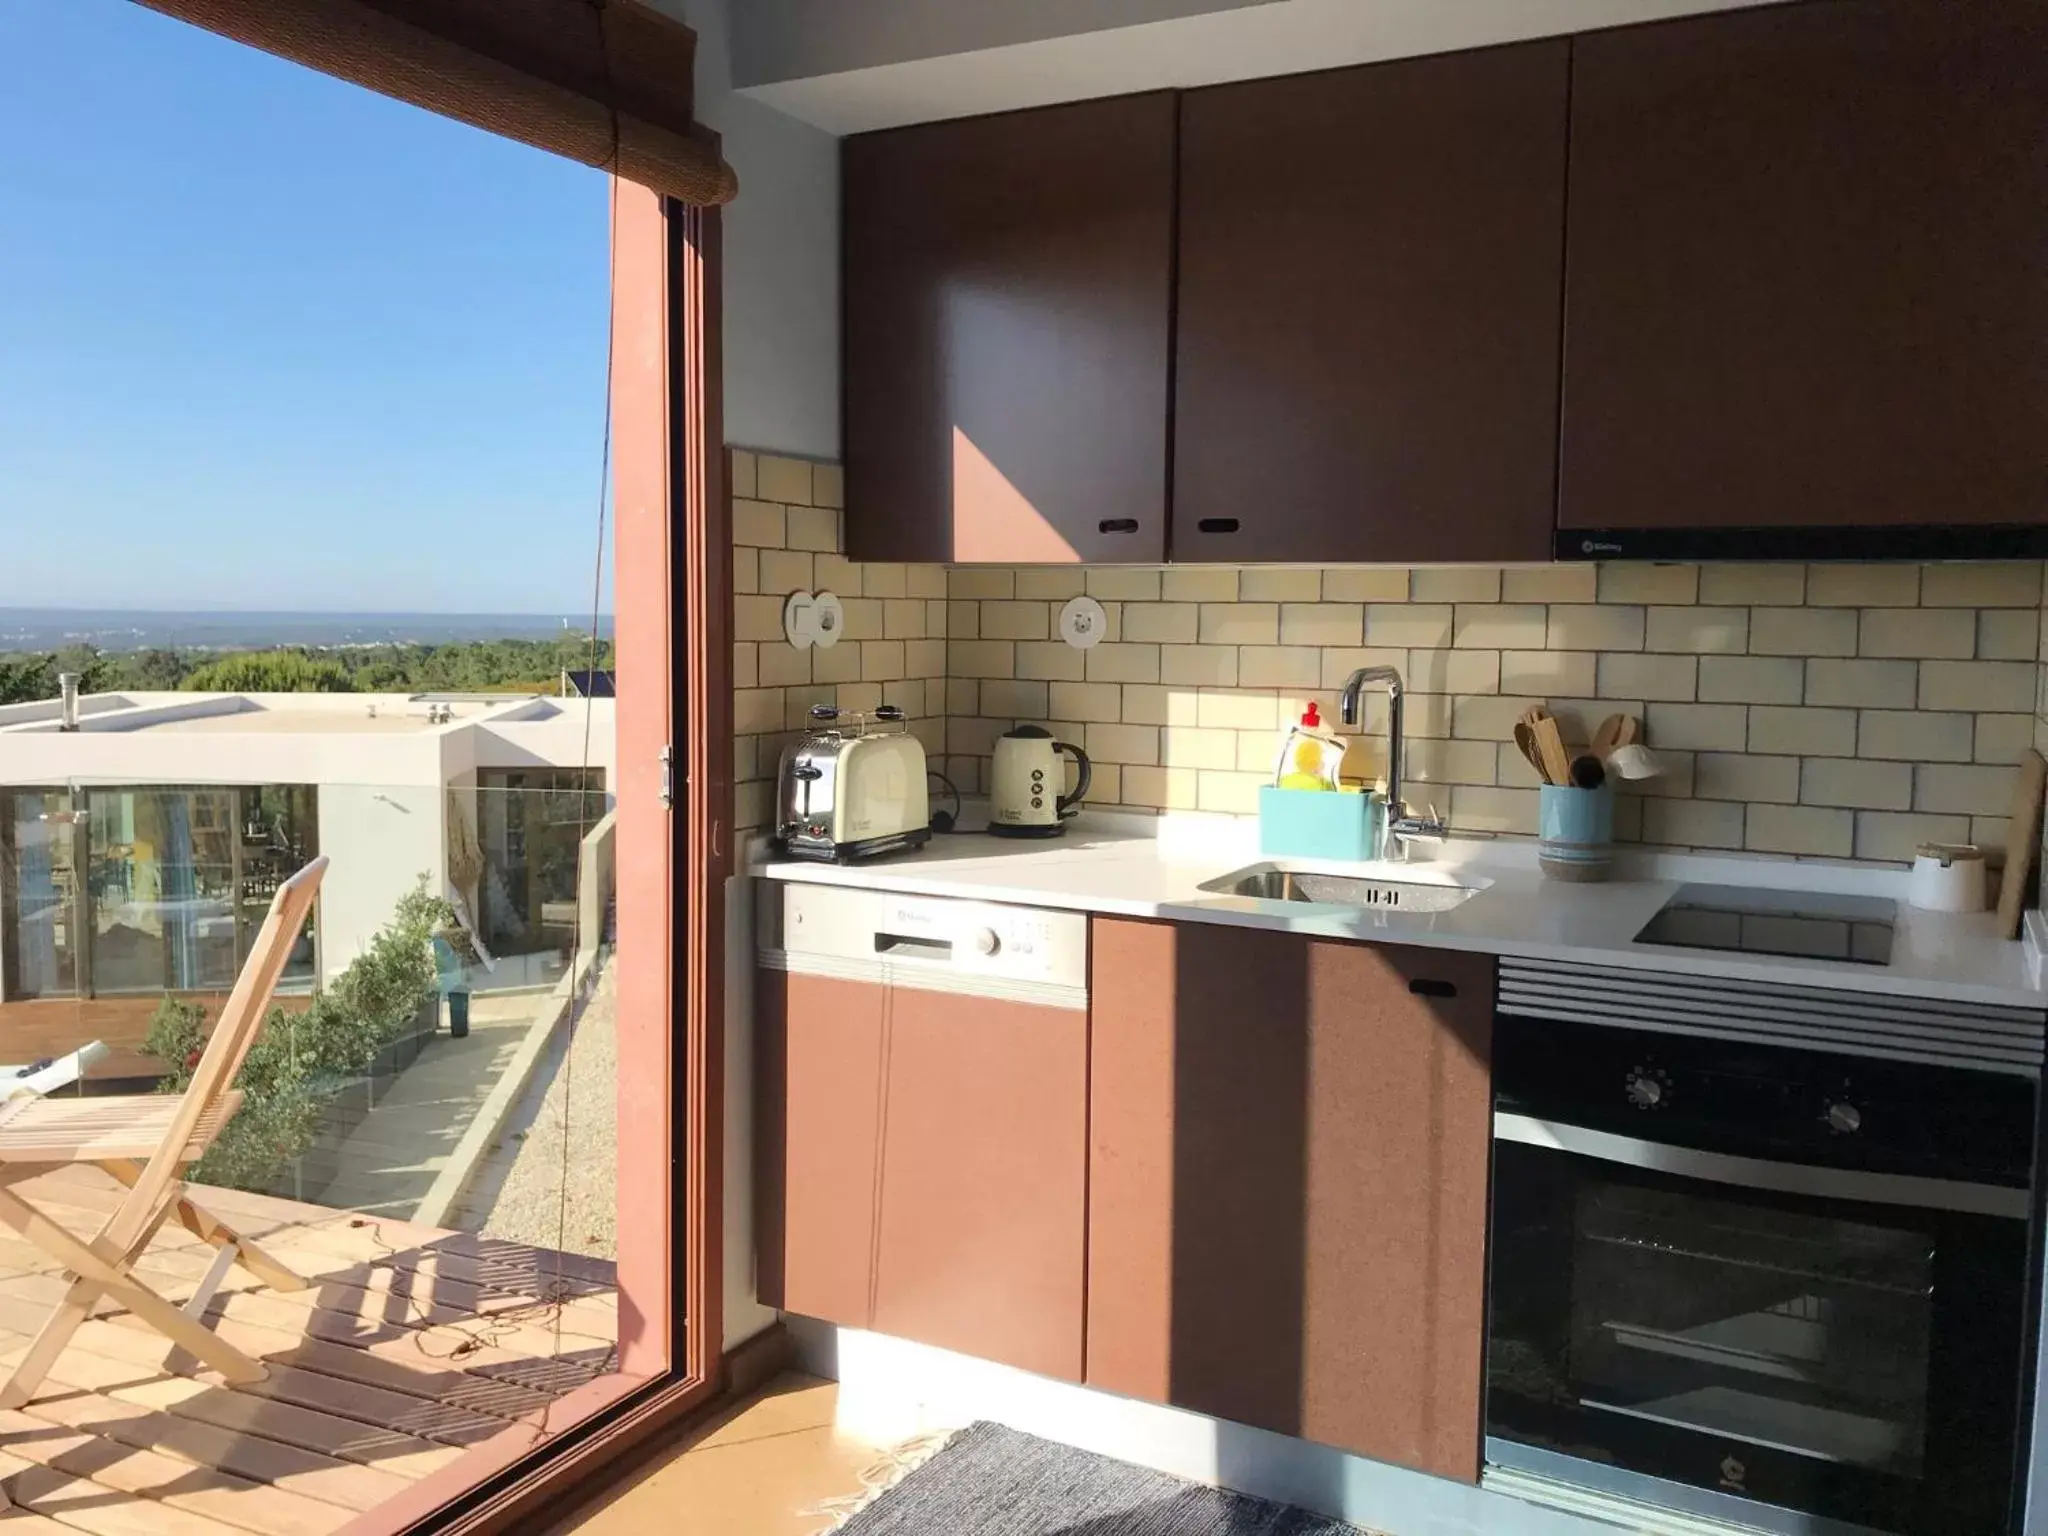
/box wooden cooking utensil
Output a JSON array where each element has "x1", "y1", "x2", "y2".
[
  {"x1": 1513, "y1": 723, "x2": 1548, "y2": 781},
  {"x1": 1592, "y1": 714, "x2": 1625, "y2": 758},
  {"x1": 1995, "y1": 747, "x2": 2046, "y2": 940},
  {"x1": 1615, "y1": 714, "x2": 1642, "y2": 748},
  {"x1": 1532, "y1": 715, "x2": 1573, "y2": 787}
]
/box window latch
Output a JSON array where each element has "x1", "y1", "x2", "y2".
[{"x1": 658, "y1": 745, "x2": 674, "y2": 810}]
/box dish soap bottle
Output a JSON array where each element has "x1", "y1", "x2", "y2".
[{"x1": 1274, "y1": 701, "x2": 1344, "y2": 791}]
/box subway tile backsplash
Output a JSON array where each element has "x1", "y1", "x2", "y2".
[{"x1": 730, "y1": 451, "x2": 2048, "y2": 868}]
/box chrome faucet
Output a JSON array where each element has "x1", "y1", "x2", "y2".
[{"x1": 1339, "y1": 664, "x2": 1447, "y2": 861}]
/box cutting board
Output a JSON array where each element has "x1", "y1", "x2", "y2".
[{"x1": 1995, "y1": 748, "x2": 2047, "y2": 940}]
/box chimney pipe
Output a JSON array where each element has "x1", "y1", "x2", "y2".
[{"x1": 57, "y1": 673, "x2": 80, "y2": 732}]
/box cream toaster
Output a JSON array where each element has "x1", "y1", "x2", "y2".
[{"x1": 776, "y1": 705, "x2": 931, "y2": 862}]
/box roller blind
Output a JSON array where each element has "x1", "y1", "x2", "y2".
[{"x1": 137, "y1": 0, "x2": 737, "y2": 205}]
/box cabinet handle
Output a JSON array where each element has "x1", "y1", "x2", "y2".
[
  {"x1": 1409, "y1": 978, "x2": 1459, "y2": 999},
  {"x1": 1197, "y1": 517, "x2": 1240, "y2": 534},
  {"x1": 1098, "y1": 518, "x2": 1139, "y2": 534}
]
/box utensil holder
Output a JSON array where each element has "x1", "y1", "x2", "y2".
[
  {"x1": 1258, "y1": 787, "x2": 1379, "y2": 862},
  {"x1": 1539, "y1": 783, "x2": 1614, "y2": 882}
]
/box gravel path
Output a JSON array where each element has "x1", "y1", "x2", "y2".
[{"x1": 455, "y1": 959, "x2": 618, "y2": 1259}]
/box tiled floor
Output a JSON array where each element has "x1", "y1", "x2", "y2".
[
  {"x1": 0, "y1": 1167, "x2": 617, "y2": 1533},
  {"x1": 550, "y1": 1374, "x2": 887, "y2": 1536}
]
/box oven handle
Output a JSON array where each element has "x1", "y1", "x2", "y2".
[{"x1": 1493, "y1": 1112, "x2": 2030, "y2": 1220}]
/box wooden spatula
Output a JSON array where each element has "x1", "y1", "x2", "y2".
[
  {"x1": 1995, "y1": 748, "x2": 2046, "y2": 940},
  {"x1": 1592, "y1": 714, "x2": 1626, "y2": 758}
]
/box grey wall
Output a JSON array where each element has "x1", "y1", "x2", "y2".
[{"x1": 647, "y1": 0, "x2": 841, "y2": 461}]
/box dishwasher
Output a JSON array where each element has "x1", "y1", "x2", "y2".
[{"x1": 754, "y1": 881, "x2": 1091, "y2": 1383}]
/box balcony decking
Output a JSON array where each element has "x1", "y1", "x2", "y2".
[{"x1": 0, "y1": 1167, "x2": 618, "y2": 1533}]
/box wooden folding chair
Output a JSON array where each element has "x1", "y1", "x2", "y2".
[{"x1": 0, "y1": 855, "x2": 329, "y2": 1410}]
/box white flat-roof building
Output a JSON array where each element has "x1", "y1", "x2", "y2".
[{"x1": 0, "y1": 691, "x2": 616, "y2": 1014}]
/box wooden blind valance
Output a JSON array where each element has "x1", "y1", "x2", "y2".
[{"x1": 137, "y1": 0, "x2": 737, "y2": 205}]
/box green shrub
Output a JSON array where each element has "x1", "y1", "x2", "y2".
[{"x1": 145, "y1": 877, "x2": 456, "y2": 1190}]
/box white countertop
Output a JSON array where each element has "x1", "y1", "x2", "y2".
[{"x1": 753, "y1": 813, "x2": 2048, "y2": 1010}]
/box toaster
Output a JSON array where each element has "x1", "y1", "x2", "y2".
[{"x1": 776, "y1": 705, "x2": 931, "y2": 862}]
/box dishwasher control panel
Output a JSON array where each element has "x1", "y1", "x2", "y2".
[{"x1": 760, "y1": 881, "x2": 1087, "y2": 991}]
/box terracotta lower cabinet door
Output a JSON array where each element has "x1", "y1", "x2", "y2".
[
  {"x1": 1086, "y1": 918, "x2": 1494, "y2": 1482},
  {"x1": 754, "y1": 969, "x2": 888, "y2": 1327},
  {"x1": 870, "y1": 984, "x2": 1090, "y2": 1383}
]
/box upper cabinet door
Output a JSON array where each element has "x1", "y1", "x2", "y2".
[
  {"x1": 1173, "y1": 44, "x2": 1568, "y2": 565},
  {"x1": 1561, "y1": 0, "x2": 2048, "y2": 545},
  {"x1": 843, "y1": 94, "x2": 1176, "y2": 564}
]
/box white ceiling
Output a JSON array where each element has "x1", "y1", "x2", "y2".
[{"x1": 738, "y1": 0, "x2": 1790, "y2": 135}]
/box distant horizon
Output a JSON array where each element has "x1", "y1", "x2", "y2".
[{"x1": 0, "y1": 607, "x2": 614, "y2": 655}]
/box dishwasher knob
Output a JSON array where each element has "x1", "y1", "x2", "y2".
[
  {"x1": 972, "y1": 927, "x2": 1001, "y2": 956},
  {"x1": 1625, "y1": 1069, "x2": 1665, "y2": 1109},
  {"x1": 1827, "y1": 1102, "x2": 1863, "y2": 1135}
]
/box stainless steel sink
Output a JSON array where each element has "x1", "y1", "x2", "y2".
[{"x1": 1199, "y1": 863, "x2": 1485, "y2": 914}]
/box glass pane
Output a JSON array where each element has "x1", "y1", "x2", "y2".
[
  {"x1": 1569, "y1": 1181, "x2": 1934, "y2": 1473},
  {"x1": 1, "y1": 788, "x2": 81, "y2": 999},
  {"x1": 86, "y1": 786, "x2": 241, "y2": 995}
]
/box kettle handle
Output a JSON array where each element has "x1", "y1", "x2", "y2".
[{"x1": 1053, "y1": 741, "x2": 1092, "y2": 818}]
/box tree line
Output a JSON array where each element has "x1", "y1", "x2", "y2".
[{"x1": 0, "y1": 636, "x2": 615, "y2": 705}]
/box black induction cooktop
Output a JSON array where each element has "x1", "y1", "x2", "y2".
[{"x1": 1632, "y1": 883, "x2": 1898, "y2": 966}]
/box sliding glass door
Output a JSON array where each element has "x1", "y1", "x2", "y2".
[{"x1": 1, "y1": 789, "x2": 81, "y2": 1000}]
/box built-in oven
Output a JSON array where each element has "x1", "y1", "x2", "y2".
[{"x1": 1484, "y1": 959, "x2": 2046, "y2": 1536}]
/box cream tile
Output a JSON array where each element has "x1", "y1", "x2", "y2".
[
  {"x1": 1975, "y1": 714, "x2": 2037, "y2": 765},
  {"x1": 978, "y1": 678, "x2": 1048, "y2": 719},
  {"x1": 1194, "y1": 691, "x2": 1281, "y2": 732},
  {"x1": 1238, "y1": 646, "x2": 1321, "y2": 688},
  {"x1": 1646, "y1": 606, "x2": 1748, "y2": 655},
  {"x1": 727, "y1": 449, "x2": 758, "y2": 502},
  {"x1": 980, "y1": 601, "x2": 1052, "y2": 641},
  {"x1": 1915, "y1": 763, "x2": 2017, "y2": 817},
  {"x1": 1407, "y1": 738, "x2": 1499, "y2": 788},
  {"x1": 1599, "y1": 654, "x2": 1697, "y2": 703},
  {"x1": 838, "y1": 597, "x2": 885, "y2": 640},
  {"x1": 810, "y1": 463, "x2": 844, "y2": 510},
  {"x1": 1499, "y1": 650, "x2": 1597, "y2": 696},
  {"x1": 1859, "y1": 608, "x2": 1974, "y2": 659},
  {"x1": 1494, "y1": 739, "x2": 1546, "y2": 788},
  {"x1": 1972, "y1": 814, "x2": 2015, "y2": 849},
  {"x1": 756, "y1": 455, "x2": 814, "y2": 506},
  {"x1": 786, "y1": 506, "x2": 840, "y2": 552},
  {"x1": 1698, "y1": 564, "x2": 1804, "y2": 605},
  {"x1": 1598, "y1": 564, "x2": 1698, "y2": 604},
  {"x1": 1404, "y1": 648, "x2": 1500, "y2": 696},
  {"x1": 1322, "y1": 569, "x2": 1410, "y2": 602},
  {"x1": 1643, "y1": 702, "x2": 1747, "y2": 752},
  {"x1": 1412, "y1": 568, "x2": 1501, "y2": 603},
  {"x1": 1015, "y1": 641, "x2": 1087, "y2": 681},
  {"x1": 733, "y1": 546, "x2": 760, "y2": 596},
  {"x1": 1086, "y1": 643, "x2": 1162, "y2": 684},
  {"x1": 812, "y1": 641, "x2": 862, "y2": 684},
  {"x1": 1749, "y1": 606, "x2": 1857, "y2": 656},
  {"x1": 756, "y1": 549, "x2": 812, "y2": 596},
  {"x1": 1122, "y1": 685, "x2": 1195, "y2": 728},
  {"x1": 1697, "y1": 655, "x2": 1805, "y2": 705},
  {"x1": 1273, "y1": 603, "x2": 1360, "y2": 647},
  {"x1": 1199, "y1": 603, "x2": 1280, "y2": 645},
  {"x1": 948, "y1": 716, "x2": 1009, "y2": 755},
  {"x1": 922, "y1": 602, "x2": 949, "y2": 641},
  {"x1": 861, "y1": 563, "x2": 908, "y2": 599},
  {"x1": 1854, "y1": 811, "x2": 1976, "y2": 864},
  {"x1": 1805, "y1": 565, "x2": 1919, "y2": 606},
  {"x1": 733, "y1": 780, "x2": 771, "y2": 831},
  {"x1": 732, "y1": 500, "x2": 785, "y2": 549},
  {"x1": 1502, "y1": 566, "x2": 1597, "y2": 603},
  {"x1": 1801, "y1": 758, "x2": 1912, "y2": 811},
  {"x1": 1858, "y1": 710, "x2": 1974, "y2": 763},
  {"x1": 1164, "y1": 726, "x2": 1239, "y2": 771},
  {"x1": 1090, "y1": 722, "x2": 1160, "y2": 766},
  {"x1": 732, "y1": 643, "x2": 758, "y2": 690},
  {"x1": 1162, "y1": 645, "x2": 1239, "y2": 687},
  {"x1": 1239, "y1": 569, "x2": 1322, "y2": 602},
  {"x1": 1015, "y1": 568, "x2": 1087, "y2": 600},
  {"x1": 1805, "y1": 658, "x2": 1917, "y2": 709},
  {"x1": 906, "y1": 564, "x2": 949, "y2": 599},
  {"x1": 757, "y1": 644, "x2": 812, "y2": 688},
  {"x1": 1978, "y1": 609, "x2": 2040, "y2": 661},
  {"x1": 1366, "y1": 604, "x2": 1454, "y2": 648},
  {"x1": 733, "y1": 688, "x2": 784, "y2": 736},
  {"x1": 1122, "y1": 603, "x2": 1199, "y2": 644},
  {"x1": 1197, "y1": 770, "x2": 1265, "y2": 816},
  {"x1": 815, "y1": 553, "x2": 862, "y2": 596},
  {"x1": 1121, "y1": 764, "x2": 1198, "y2": 810},
  {"x1": 1088, "y1": 762, "x2": 1124, "y2": 805},
  {"x1": 1450, "y1": 785, "x2": 1539, "y2": 835},
  {"x1": 1318, "y1": 647, "x2": 1408, "y2": 690},
  {"x1": 948, "y1": 639, "x2": 1014, "y2": 678},
  {"x1": 944, "y1": 599, "x2": 981, "y2": 640},
  {"x1": 1748, "y1": 706, "x2": 1856, "y2": 756},
  {"x1": 1089, "y1": 568, "x2": 1165, "y2": 601},
  {"x1": 1694, "y1": 752, "x2": 1799, "y2": 803},
  {"x1": 946, "y1": 679, "x2": 979, "y2": 716},
  {"x1": 1048, "y1": 680, "x2": 1125, "y2": 723},
  {"x1": 1919, "y1": 563, "x2": 2043, "y2": 607},
  {"x1": 1235, "y1": 730, "x2": 1282, "y2": 773},
  {"x1": 1643, "y1": 799, "x2": 1748, "y2": 850},
  {"x1": 859, "y1": 640, "x2": 905, "y2": 681},
  {"x1": 1453, "y1": 605, "x2": 1547, "y2": 649},
  {"x1": 733, "y1": 734, "x2": 757, "y2": 783},
  {"x1": 951, "y1": 568, "x2": 1015, "y2": 599},
  {"x1": 1919, "y1": 660, "x2": 2036, "y2": 713},
  {"x1": 1747, "y1": 803, "x2": 1853, "y2": 857},
  {"x1": 734, "y1": 595, "x2": 786, "y2": 643},
  {"x1": 1451, "y1": 694, "x2": 1542, "y2": 742},
  {"x1": 1547, "y1": 605, "x2": 1645, "y2": 652},
  {"x1": 1163, "y1": 569, "x2": 1236, "y2": 606},
  {"x1": 883, "y1": 678, "x2": 926, "y2": 716}
]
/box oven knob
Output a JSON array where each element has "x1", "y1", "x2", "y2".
[
  {"x1": 1625, "y1": 1069, "x2": 1666, "y2": 1109},
  {"x1": 1827, "y1": 1102, "x2": 1862, "y2": 1135},
  {"x1": 972, "y1": 927, "x2": 1001, "y2": 957}
]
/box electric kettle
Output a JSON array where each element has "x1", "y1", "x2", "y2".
[{"x1": 989, "y1": 725, "x2": 1091, "y2": 837}]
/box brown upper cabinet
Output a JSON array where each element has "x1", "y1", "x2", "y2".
[
  {"x1": 842, "y1": 94, "x2": 1176, "y2": 564},
  {"x1": 1559, "y1": 0, "x2": 2048, "y2": 547},
  {"x1": 1172, "y1": 43, "x2": 1568, "y2": 565}
]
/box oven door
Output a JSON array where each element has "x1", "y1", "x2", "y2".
[{"x1": 1486, "y1": 1115, "x2": 2030, "y2": 1536}]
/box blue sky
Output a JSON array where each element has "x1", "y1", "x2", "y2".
[{"x1": 0, "y1": 0, "x2": 612, "y2": 615}]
